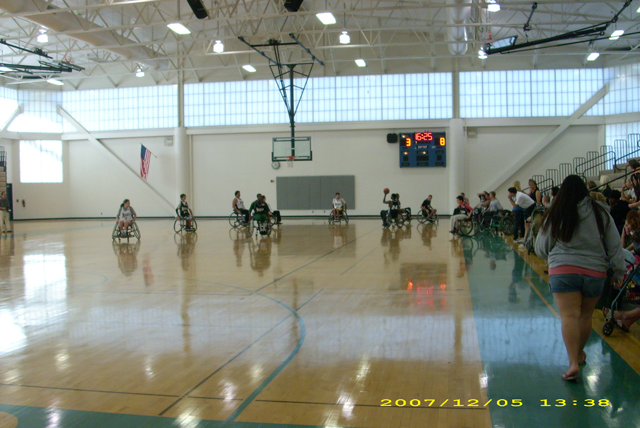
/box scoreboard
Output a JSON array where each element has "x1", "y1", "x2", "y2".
[{"x1": 398, "y1": 132, "x2": 446, "y2": 168}]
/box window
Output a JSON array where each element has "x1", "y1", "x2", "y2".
[{"x1": 20, "y1": 140, "x2": 63, "y2": 183}]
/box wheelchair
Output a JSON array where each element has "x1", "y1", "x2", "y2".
[
  {"x1": 383, "y1": 210, "x2": 404, "y2": 229},
  {"x1": 229, "y1": 211, "x2": 249, "y2": 228},
  {"x1": 249, "y1": 215, "x2": 272, "y2": 238},
  {"x1": 328, "y1": 209, "x2": 349, "y2": 224},
  {"x1": 112, "y1": 221, "x2": 140, "y2": 242},
  {"x1": 417, "y1": 209, "x2": 438, "y2": 225},
  {"x1": 174, "y1": 215, "x2": 197, "y2": 233}
]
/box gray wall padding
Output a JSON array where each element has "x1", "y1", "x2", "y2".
[{"x1": 277, "y1": 175, "x2": 355, "y2": 210}]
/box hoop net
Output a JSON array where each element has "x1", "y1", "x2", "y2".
[{"x1": 286, "y1": 155, "x2": 295, "y2": 168}]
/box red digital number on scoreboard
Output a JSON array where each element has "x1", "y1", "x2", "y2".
[{"x1": 414, "y1": 132, "x2": 433, "y2": 141}]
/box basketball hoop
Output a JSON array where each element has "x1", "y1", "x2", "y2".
[{"x1": 286, "y1": 155, "x2": 295, "y2": 168}]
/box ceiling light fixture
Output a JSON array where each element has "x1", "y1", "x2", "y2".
[
  {"x1": 0, "y1": 66, "x2": 14, "y2": 72},
  {"x1": 47, "y1": 79, "x2": 64, "y2": 86},
  {"x1": 242, "y1": 64, "x2": 256, "y2": 72},
  {"x1": 167, "y1": 23, "x2": 191, "y2": 35},
  {"x1": 478, "y1": 49, "x2": 488, "y2": 59},
  {"x1": 355, "y1": 59, "x2": 366, "y2": 67},
  {"x1": 339, "y1": 31, "x2": 350, "y2": 44},
  {"x1": 609, "y1": 29, "x2": 624, "y2": 40},
  {"x1": 136, "y1": 67, "x2": 145, "y2": 77},
  {"x1": 36, "y1": 28, "x2": 48, "y2": 43},
  {"x1": 316, "y1": 12, "x2": 337, "y2": 25},
  {"x1": 587, "y1": 52, "x2": 600, "y2": 61},
  {"x1": 213, "y1": 40, "x2": 224, "y2": 53},
  {"x1": 487, "y1": 0, "x2": 500, "y2": 12}
]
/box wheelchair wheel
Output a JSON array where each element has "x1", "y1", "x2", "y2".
[
  {"x1": 229, "y1": 212, "x2": 241, "y2": 228},
  {"x1": 501, "y1": 216, "x2": 515, "y2": 236},
  {"x1": 132, "y1": 222, "x2": 141, "y2": 240},
  {"x1": 174, "y1": 218, "x2": 183, "y2": 233},
  {"x1": 328, "y1": 213, "x2": 336, "y2": 224},
  {"x1": 111, "y1": 223, "x2": 120, "y2": 242},
  {"x1": 343, "y1": 212, "x2": 349, "y2": 224},
  {"x1": 189, "y1": 218, "x2": 198, "y2": 232},
  {"x1": 417, "y1": 212, "x2": 428, "y2": 224},
  {"x1": 458, "y1": 218, "x2": 475, "y2": 236},
  {"x1": 603, "y1": 321, "x2": 614, "y2": 336},
  {"x1": 395, "y1": 216, "x2": 405, "y2": 228}
]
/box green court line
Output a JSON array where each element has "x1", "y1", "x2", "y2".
[
  {"x1": 0, "y1": 404, "x2": 344, "y2": 428},
  {"x1": 0, "y1": 224, "x2": 374, "y2": 427},
  {"x1": 464, "y1": 238, "x2": 640, "y2": 428}
]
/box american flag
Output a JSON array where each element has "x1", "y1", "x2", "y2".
[{"x1": 140, "y1": 145, "x2": 152, "y2": 179}]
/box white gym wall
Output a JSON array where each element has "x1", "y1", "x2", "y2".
[{"x1": 6, "y1": 120, "x2": 598, "y2": 219}]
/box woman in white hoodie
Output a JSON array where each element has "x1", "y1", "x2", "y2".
[{"x1": 535, "y1": 175, "x2": 625, "y2": 381}]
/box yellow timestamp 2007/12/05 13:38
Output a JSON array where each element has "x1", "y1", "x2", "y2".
[{"x1": 380, "y1": 399, "x2": 611, "y2": 408}]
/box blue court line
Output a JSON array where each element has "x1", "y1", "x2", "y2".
[
  {"x1": 149, "y1": 273, "x2": 312, "y2": 418},
  {"x1": 65, "y1": 271, "x2": 110, "y2": 293}
]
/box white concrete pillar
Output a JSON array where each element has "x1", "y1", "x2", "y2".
[
  {"x1": 174, "y1": 127, "x2": 191, "y2": 200},
  {"x1": 448, "y1": 118, "x2": 466, "y2": 214}
]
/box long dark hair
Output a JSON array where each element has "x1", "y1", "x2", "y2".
[
  {"x1": 120, "y1": 199, "x2": 130, "y2": 208},
  {"x1": 541, "y1": 175, "x2": 607, "y2": 242}
]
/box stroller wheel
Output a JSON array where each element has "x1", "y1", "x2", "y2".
[{"x1": 602, "y1": 321, "x2": 615, "y2": 337}]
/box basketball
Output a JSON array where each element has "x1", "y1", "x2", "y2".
[{"x1": 383, "y1": 188, "x2": 390, "y2": 194}]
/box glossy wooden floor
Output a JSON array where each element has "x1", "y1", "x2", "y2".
[{"x1": 0, "y1": 219, "x2": 638, "y2": 428}]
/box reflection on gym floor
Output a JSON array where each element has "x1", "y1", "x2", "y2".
[
  {"x1": 0, "y1": 219, "x2": 639, "y2": 428},
  {"x1": 112, "y1": 240, "x2": 140, "y2": 276}
]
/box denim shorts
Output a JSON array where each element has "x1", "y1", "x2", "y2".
[{"x1": 549, "y1": 274, "x2": 605, "y2": 298}]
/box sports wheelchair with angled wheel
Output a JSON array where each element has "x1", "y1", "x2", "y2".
[
  {"x1": 229, "y1": 211, "x2": 250, "y2": 229},
  {"x1": 174, "y1": 216, "x2": 197, "y2": 233},
  {"x1": 329, "y1": 209, "x2": 349, "y2": 225},
  {"x1": 417, "y1": 209, "x2": 438, "y2": 225},
  {"x1": 383, "y1": 211, "x2": 404, "y2": 229},
  {"x1": 112, "y1": 221, "x2": 140, "y2": 242},
  {"x1": 249, "y1": 216, "x2": 272, "y2": 238}
]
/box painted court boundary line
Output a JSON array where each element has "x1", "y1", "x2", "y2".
[
  {"x1": 159, "y1": 226, "x2": 378, "y2": 421},
  {"x1": 255, "y1": 226, "x2": 380, "y2": 293},
  {"x1": 155, "y1": 277, "x2": 323, "y2": 418}
]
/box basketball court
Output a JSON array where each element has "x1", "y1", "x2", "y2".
[{"x1": 1, "y1": 218, "x2": 639, "y2": 428}]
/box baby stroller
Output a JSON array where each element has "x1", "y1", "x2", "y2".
[
  {"x1": 602, "y1": 253, "x2": 640, "y2": 336},
  {"x1": 524, "y1": 206, "x2": 547, "y2": 254}
]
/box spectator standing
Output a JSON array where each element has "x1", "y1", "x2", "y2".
[
  {"x1": 609, "y1": 190, "x2": 630, "y2": 234},
  {"x1": 535, "y1": 175, "x2": 625, "y2": 381},
  {"x1": 508, "y1": 187, "x2": 534, "y2": 242},
  {"x1": 0, "y1": 191, "x2": 11, "y2": 234}
]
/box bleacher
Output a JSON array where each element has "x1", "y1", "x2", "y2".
[{"x1": 532, "y1": 134, "x2": 640, "y2": 194}]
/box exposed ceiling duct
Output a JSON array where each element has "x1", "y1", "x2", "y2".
[
  {"x1": 446, "y1": 0, "x2": 472, "y2": 55},
  {"x1": 0, "y1": 0, "x2": 168, "y2": 70}
]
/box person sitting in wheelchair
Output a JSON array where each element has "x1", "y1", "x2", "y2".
[
  {"x1": 420, "y1": 195, "x2": 437, "y2": 219},
  {"x1": 381, "y1": 192, "x2": 401, "y2": 227},
  {"x1": 249, "y1": 193, "x2": 273, "y2": 234},
  {"x1": 332, "y1": 193, "x2": 347, "y2": 220},
  {"x1": 482, "y1": 191, "x2": 503, "y2": 222},
  {"x1": 116, "y1": 199, "x2": 137, "y2": 237},
  {"x1": 176, "y1": 194, "x2": 195, "y2": 230},
  {"x1": 450, "y1": 195, "x2": 473, "y2": 234},
  {"x1": 232, "y1": 191, "x2": 250, "y2": 225}
]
